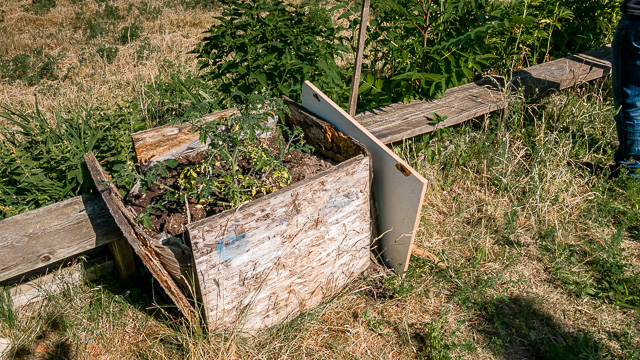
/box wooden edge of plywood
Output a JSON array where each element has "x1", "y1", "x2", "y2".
[
  {"x1": 83, "y1": 152, "x2": 196, "y2": 322},
  {"x1": 131, "y1": 108, "x2": 239, "y2": 165},
  {"x1": 301, "y1": 81, "x2": 427, "y2": 276},
  {"x1": 0, "y1": 194, "x2": 123, "y2": 283}
]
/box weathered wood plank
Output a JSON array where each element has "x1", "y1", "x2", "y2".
[
  {"x1": 9, "y1": 259, "x2": 114, "y2": 308},
  {"x1": 302, "y1": 81, "x2": 427, "y2": 276},
  {"x1": 285, "y1": 98, "x2": 367, "y2": 163},
  {"x1": 356, "y1": 45, "x2": 612, "y2": 144},
  {"x1": 0, "y1": 194, "x2": 122, "y2": 282},
  {"x1": 83, "y1": 152, "x2": 196, "y2": 322},
  {"x1": 188, "y1": 155, "x2": 371, "y2": 333},
  {"x1": 131, "y1": 108, "x2": 239, "y2": 165}
]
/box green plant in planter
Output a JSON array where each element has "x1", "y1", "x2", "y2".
[{"x1": 124, "y1": 92, "x2": 310, "y2": 232}]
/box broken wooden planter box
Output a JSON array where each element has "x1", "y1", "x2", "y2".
[{"x1": 90, "y1": 102, "x2": 374, "y2": 334}]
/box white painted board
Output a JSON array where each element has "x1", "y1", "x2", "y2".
[{"x1": 302, "y1": 81, "x2": 427, "y2": 275}]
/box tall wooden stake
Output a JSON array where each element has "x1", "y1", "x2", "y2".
[{"x1": 347, "y1": 0, "x2": 371, "y2": 118}]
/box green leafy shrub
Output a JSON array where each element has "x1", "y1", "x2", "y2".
[
  {"x1": 120, "y1": 92, "x2": 311, "y2": 232},
  {"x1": 193, "y1": 0, "x2": 350, "y2": 103}
]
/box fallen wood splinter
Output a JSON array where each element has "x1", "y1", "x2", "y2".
[{"x1": 411, "y1": 248, "x2": 446, "y2": 268}]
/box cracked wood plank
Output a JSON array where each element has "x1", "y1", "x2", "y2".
[
  {"x1": 355, "y1": 45, "x2": 612, "y2": 144},
  {"x1": 84, "y1": 152, "x2": 196, "y2": 322}
]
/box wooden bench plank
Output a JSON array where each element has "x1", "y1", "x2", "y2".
[
  {"x1": 356, "y1": 45, "x2": 612, "y2": 144},
  {"x1": 0, "y1": 194, "x2": 123, "y2": 282}
]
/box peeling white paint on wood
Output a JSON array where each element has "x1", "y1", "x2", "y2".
[{"x1": 188, "y1": 155, "x2": 371, "y2": 333}]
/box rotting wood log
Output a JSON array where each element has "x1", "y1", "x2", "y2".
[
  {"x1": 355, "y1": 45, "x2": 612, "y2": 144},
  {"x1": 188, "y1": 155, "x2": 371, "y2": 334},
  {"x1": 0, "y1": 194, "x2": 122, "y2": 282},
  {"x1": 84, "y1": 152, "x2": 196, "y2": 322},
  {"x1": 132, "y1": 108, "x2": 239, "y2": 165}
]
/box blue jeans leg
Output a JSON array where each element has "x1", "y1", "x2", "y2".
[{"x1": 613, "y1": 15, "x2": 640, "y2": 174}]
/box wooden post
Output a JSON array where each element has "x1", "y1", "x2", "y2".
[
  {"x1": 347, "y1": 0, "x2": 371, "y2": 117},
  {"x1": 107, "y1": 238, "x2": 136, "y2": 279}
]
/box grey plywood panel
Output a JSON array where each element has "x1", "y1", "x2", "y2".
[{"x1": 302, "y1": 81, "x2": 427, "y2": 275}]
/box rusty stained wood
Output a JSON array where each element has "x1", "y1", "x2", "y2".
[
  {"x1": 131, "y1": 108, "x2": 239, "y2": 164},
  {"x1": 0, "y1": 194, "x2": 122, "y2": 282},
  {"x1": 356, "y1": 45, "x2": 613, "y2": 144},
  {"x1": 302, "y1": 81, "x2": 427, "y2": 276},
  {"x1": 188, "y1": 155, "x2": 371, "y2": 333},
  {"x1": 83, "y1": 152, "x2": 196, "y2": 322}
]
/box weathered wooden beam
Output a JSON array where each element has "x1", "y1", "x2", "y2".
[
  {"x1": 347, "y1": 0, "x2": 371, "y2": 117},
  {"x1": 131, "y1": 108, "x2": 239, "y2": 165},
  {"x1": 107, "y1": 238, "x2": 136, "y2": 279},
  {"x1": 84, "y1": 152, "x2": 196, "y2": 322},
  {"x1": 355, "y1": 45, "x2": 612, "y2": 144},
  {"x1": 0, "y1": 194, "x2": 123, "y2": 282}
]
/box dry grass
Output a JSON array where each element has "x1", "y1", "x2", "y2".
[{"x1": 0, "y1": 0, "x2": 219, "y2": 116}]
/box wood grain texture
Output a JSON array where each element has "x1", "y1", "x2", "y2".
[
  {"x1": 356, "y1": 45, "x2": 612, "y2": 144},
  {"x1": 188, "y1": 155, "x2": 371, "y2": 333},
  {"x1": 302, "y1": 81, "x2": 427, "y2": 276},
  {"x1": 10, "y1": 260, "x2": 114, "y2": 308},
  {"x1": 107, "y1": 237, "x2": 136, "y2": 279},
  {"x1": 0, "y1": 194, "x2": 122, "y2": 282},
  {"x1": 84, "y1": 152, "x2": 196, "y2": 322},
  {"x1": 131, "y1": 108, "x2": 239, "y2": 164},
  {"x1": 285, "y1": 97, "x2": 380, "y2": 241}
]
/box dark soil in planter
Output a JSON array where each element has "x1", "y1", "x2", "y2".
[{"x1": 125, "y1": 145, "x2": 334, "y2": 237}]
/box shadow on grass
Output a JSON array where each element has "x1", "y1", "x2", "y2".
[{"x1": 478, "y1": 295, "x2": 611, "y2": 360}]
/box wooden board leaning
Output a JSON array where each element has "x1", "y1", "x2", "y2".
[{"x1": 301, "y1": 81, "x2": 428, "y2": 276}]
